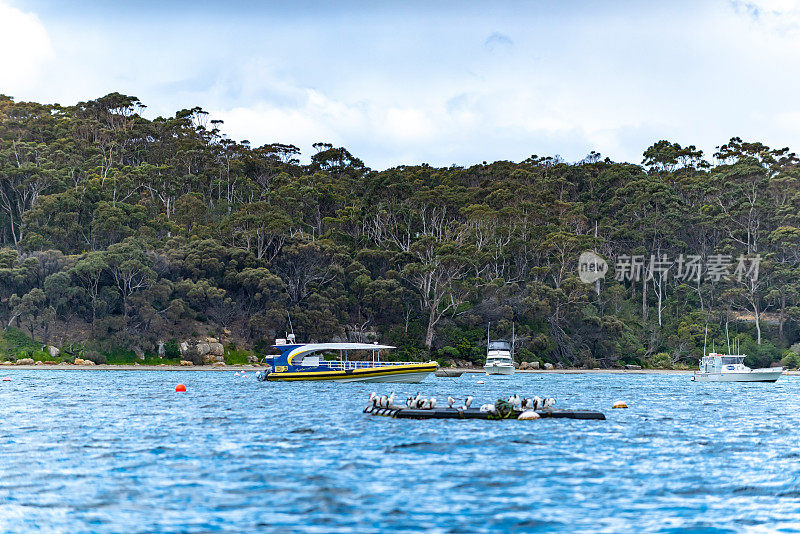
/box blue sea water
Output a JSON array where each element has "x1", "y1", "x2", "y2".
[{"x1": 1, "y1": 370, "x2": 800, "y2": 533}]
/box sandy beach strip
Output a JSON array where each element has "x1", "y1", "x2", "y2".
[{"x1": 3, "y1": 365, "x2": 795, "y2": 375}]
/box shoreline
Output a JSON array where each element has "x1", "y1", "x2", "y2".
[
  {"x1": 1, "y1": 364, "x2": 266, "y2": 371},
  {"x1": 2, "y1": 365, "x2": 794, "y2": 375}
]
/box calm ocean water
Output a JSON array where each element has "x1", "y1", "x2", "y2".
[{"x1": 1, "y1": 370, "x2": 800, "y2": 533}]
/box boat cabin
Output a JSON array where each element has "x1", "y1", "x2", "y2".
[
  {"x1": 699, "y1": 353, "x2": 746, "y2": 373},
  {"x1": 486, "y1": 340, "x2": 514, "y2": 364},
  {"x1": 487, "y1": 340, "x2": 512, "y2": 353}
]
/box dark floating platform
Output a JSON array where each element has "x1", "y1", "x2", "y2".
[
  {"x1": 363, "y1": 406, "x2": 605, "y2": 420},
  {"x1": 434, "y1": 370, "x2": 464, "y2": 377}
]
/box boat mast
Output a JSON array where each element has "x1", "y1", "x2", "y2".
[
  {"x1": 511, "y1": 321, "x2": 515, "y2": 362},
  {"x1": 703, "y1": 324, "x2": 707, "y2": 357},
  {"x1": 287, "y1": 311, "x2": 296, "y2": 343},
  {"x1": 726, "y1": 323, "x2": 731, "y2": 355}
]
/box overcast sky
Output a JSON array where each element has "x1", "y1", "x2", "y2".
[{"x1": 1, "y1": 0, "x2": 799, "y2": 169}]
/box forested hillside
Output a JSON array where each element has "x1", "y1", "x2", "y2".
[{"x1": 2, "y1": 92, "x2": 799, "y2": 367}]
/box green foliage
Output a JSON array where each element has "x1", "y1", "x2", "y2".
[
  {"x1": 646, "y1": 352, "x2": 674, "y2": 369},
  {"x1": 0, "y1": 327, "x2": 42, "y2": 358},
  {"x1": 164, "y1": 339, "x2": 181, "y2": 359},
  {"x1": 83, "y1": 350, "x2": 107, "y2": 365},
  {"x1": 439, "y1": 346, "x2": 459, "y2": 359},
  {"x1": 224, "y1": 344, "x2": 255, "y2": 365},
  {"x1": 1, "y1": 94, "x2": 800, "y2": 368},
  {"x1": 781, "y1": 351, "x2": 800, "y2": 369},
  {"x1": 741, "y1": 338, "x2": 783, "y2": 369}
]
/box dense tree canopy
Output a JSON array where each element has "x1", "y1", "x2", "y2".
[{"x1": 2, "y1": 92, "x2": 799, "y2": 367}]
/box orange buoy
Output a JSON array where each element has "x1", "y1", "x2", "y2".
[{"x1": 175, "y1": 383, "x2": 187, "y2": 392}]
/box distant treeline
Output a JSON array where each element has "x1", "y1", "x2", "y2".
[{"x1": 1, "y1": 92, "x2": 799, "y2": 367}]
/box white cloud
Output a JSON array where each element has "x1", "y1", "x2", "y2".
[
  {"x1": 0, "y1": 2, "x2": 52, "y2": 96},
  {"x1": 7, "y1": 1, "x2": 800, "y2": 169}
]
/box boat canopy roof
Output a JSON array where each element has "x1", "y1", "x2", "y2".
[
  {"x1": 273, "y1": 343, "x2": 395, "y2": 366},
  {"x1": 703, "y1": 353, "x2": 745, "y2": 363},
  {"x1": 488, "y1": 340, "x2": 511, "y2": 351}
]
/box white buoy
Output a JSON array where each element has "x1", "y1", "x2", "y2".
[
  {"x1": 1, "y1": 376, "x2": 9, "y2": 381},
  {"x1": 518, "y1": 410, "x2": 541, "y2": 420},
  {"x1": 477, "y1": 380, "x2": 484, "y2": 384}
]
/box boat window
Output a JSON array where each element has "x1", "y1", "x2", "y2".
[
  {"x1": 721, "y1": 357, "x2": 743, "y2": 365},
  {"x1": 488, "y1": 341, "x2": 511, "y2": 351}
]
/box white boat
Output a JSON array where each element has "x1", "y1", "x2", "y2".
[
  {"x1": 692, "y1": 353, "x2": 783, "y2": 382},
  {"x1": 484, "y1": 340, "x2": 515, "y2": 375}
]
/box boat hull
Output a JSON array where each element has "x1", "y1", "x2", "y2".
[
  {"x1": 692, "y1": 369, "x2": 783, "y2": 382},
  {"x1": 484, "y1": 364, "x2": 515, "y2": 375},
  {"x1": 266, "y1": 363, "x2": 437, "y2": 383}
]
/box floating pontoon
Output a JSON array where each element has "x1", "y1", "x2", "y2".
[{"x1": 364, "y1": 405, "x2": 605, "y2": 420}]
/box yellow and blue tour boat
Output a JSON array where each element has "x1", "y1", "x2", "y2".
[{"x1": 256, "y1": 338, "x2": 438, "y2": 383}]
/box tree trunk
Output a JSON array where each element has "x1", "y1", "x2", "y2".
[
  {"x1": 642, "y1": 273, "x2": 648, "y2": 322},
  {"x1": 754, "y1": 306, "x2": 762, "y2": 345},
  {"x1": 425, "y1": 306, "x2": 437, "y2": 349}
]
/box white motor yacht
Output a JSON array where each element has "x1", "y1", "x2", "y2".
[
  {"x1": 692, "y1": 353, "x2": 783, "y2": 382},
  {"x1": 484, "y1": 340, "x2": 515, "y2": 375}
]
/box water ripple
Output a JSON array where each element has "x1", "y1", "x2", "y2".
[{"x1": 2, "y1": 371, "x2": 800, "y2": 532}]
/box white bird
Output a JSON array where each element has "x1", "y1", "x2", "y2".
[
  {"x1": 379, "y1": 395, "x2": 389, "y2": 407},
  {"x1": 480, "y1": 403, "x2": 497, "y2": 413},
  {"x1": 464, "y1": 396, "x2": 474, "y2": 409},
  {"x1": 406, "y1": 396, "x2": 413, "y2": 408},
  {"x1": 543, "y1": 397, "x2": 556, "y2": 410},
  {"x1": 413, "y1": 392, "x2": 422, "y2": 408},
  {"x1": 368, "y1": 392, "x2": 377, "y2": 405},
  {"x1": 532, "y1": 396, "x2": 543, "y2": 410},
  {"x1": 429, "y1": 397, "x2": 437, "y2": 409},
  {"x1": 387, "y1": 392, "x2": 395, "y2": 407},
  {"x1": 521, "y1": 398, "x2": 533, "y2": 410},
  {"x1": 508, "y1": 394, "x2": 521, "y2": 409},
  {"x1": 447, "y1": 396, "x2": 455, "y2": 408}
]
